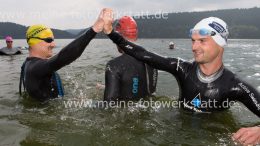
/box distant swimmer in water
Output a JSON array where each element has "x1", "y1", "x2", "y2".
[
  {"x1": 0, "y1": 36, "x2": 22, "y2": 55},
  {"x1": 169, "y1": 41, "x2": 175, "y2": 49},
  {"x1": 19, "y1": 9, "x2": 108, "y2": 102},
  {"x1": 103, "y1": 16, "x2": 158, "y2": 102},
  {"x1": 102, "y1": 10, "x2": 260, "y2": 145}
]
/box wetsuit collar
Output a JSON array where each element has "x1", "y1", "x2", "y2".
[
  {"x1": 196, "y1": 64, "x2": 224, "y2": 83},
  {"x1": 26, "y1": 56, "x2": 48, "y2": 61}
]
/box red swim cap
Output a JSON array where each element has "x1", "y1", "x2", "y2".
[{"x1": 115, "y1": 16, "x2": 138, "y2": 41}]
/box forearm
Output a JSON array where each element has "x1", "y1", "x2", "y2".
[
  {"x1": 237, "y1": 81, "x2": 260, "y2": 117},
  {"x1": 107, "y1": 30, "x2": 177, "y2": 72},
  {"x1": 245, "y1": 85, "x2": 260, "y2": 117},
  {"x1": 48, "y1": 28, "x2": 97, "y2": 71}
]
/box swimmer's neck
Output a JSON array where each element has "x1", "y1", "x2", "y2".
[
  {"x1": 199, "y1": 57, "x2": 223, "y2": 76},
  {"x1": 29, "y1": 51, "x2": 49, "y2": 59},
  {"x1": 7, "y1": 45, "x2": 12, "y2": 49}
]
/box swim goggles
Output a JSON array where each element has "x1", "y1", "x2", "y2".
[
  {"x1": 189, "y1": 28, "x2": 216, "y2": 37},
  {"x1": 27, "y1": 37, "x2": 54, "y2": 43}
]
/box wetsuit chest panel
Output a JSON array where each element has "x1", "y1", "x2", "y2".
[
  {"x1": 24, "y1": 58, "x2": 59, "y2": 100},
  {"x1": 180, "y1": 68, "x2": 233, "y2": 111}
]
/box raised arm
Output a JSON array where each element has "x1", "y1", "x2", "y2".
[
  {"x1": 101, "y1": 9, "x2": 187, "y2": 75},
  {"x1": 107, "y1": 30, "x2": 179, "y2": 73},
  {"x1": 46, "y1": 28, "x2": 97, "y2": 72},
  {"x1": 45, "y1": 9, "x2": 106, "y2": 73}
]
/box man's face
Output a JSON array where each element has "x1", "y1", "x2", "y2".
[
  {"x1": 191, "y1": 33, "x2": 221, "y2": 64},
  {"x1": 32, "y1": 37, "x2": 55, "y2": 58}
]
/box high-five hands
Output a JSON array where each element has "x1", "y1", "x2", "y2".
[
  {"x1": 102, "y1": 8, "x2": 114, "y2": 34},
  {"x1": 92, "y1": 9, "x2": 105, "y2": 33},
  {"x1": 92, "y1": 8, "x2": 114, "y2": 34}
]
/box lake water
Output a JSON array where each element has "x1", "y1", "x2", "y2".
[{"x1": 0, "y1": 39, "x2": 259, "y2": 146}]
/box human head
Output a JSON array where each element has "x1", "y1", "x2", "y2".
[
  {"x1": 115, "y1": 16, "x2": 138, "y2": 53},
  {"x1": 191, "y1": 17, "x2": 229, "y2": 47},
  {"x1": 190, "y1": 17, "x2": 229, "y2": 64},
  {"x1": 26, "y1": 24, "x2": 55, "y2": 58},
  {"x1": 5, "y1": 36, "x2": 13, "y2": 48}
]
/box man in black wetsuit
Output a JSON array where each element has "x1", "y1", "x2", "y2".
[
  {"x1": 19, "y1": 9, "x2": 106, "y2": 101},
  {"x1": 101, "y1": 9, "x2": 260, "y2": 145},
  {"x1": 103, "y1": 16, "x2": 158, "y2": 102}
]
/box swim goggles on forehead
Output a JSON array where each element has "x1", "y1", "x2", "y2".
[{"x1": 189, "y1": 28, "x2": 216, "y2": 37}]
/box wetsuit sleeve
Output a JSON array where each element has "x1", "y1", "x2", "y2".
[
  {"x1": 49, "y1": 28, "x2": 96, "y2": 70},
  {"x1": 107, "y1": 30, "x2": 181, "y2": 74},
  {"x1": 37, "y1": 28, "x2": 96, "y2": 76},
  {"x1": 104, "y1": 62, "x2": 121, "y2": 102},
  {"x1": 235, "y1": 80, "x2": 260, "y2": 117},
  {"x1": 146, "y1": 65, "x2": 158, "y2": 94}
]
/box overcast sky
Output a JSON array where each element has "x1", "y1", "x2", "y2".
[{"x1": 0, "y1": 0, "x2": 259, "y2": 30}]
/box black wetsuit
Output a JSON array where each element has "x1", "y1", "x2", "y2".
[
  {"x1": 19, "y1": 28, "x2": 96, "y2": 101},
  {"x1": 104, "y1": 53, "x2": 158, "y2": 101},
  {"x1": 107, "y1": 30, "x2": 260, "y2": 117}
]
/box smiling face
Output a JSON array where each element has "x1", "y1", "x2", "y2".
[{"x1": 191, "y1": 33, "x2": 222, "y2": 64}]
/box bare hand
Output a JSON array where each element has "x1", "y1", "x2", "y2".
[
  {"x1": 92, "y1": 9, "x2": 105, "y2": 33},
  {"x1": 102, "y1": 8, "x2": 114, "y2": 34},
  {"x1": 232, "y1": 126, "x2": 260, "y2": 145},
  {"x1": 96, "y1": 83, "x2": 105, "y2": 90}
]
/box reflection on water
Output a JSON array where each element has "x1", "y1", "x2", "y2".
[{"x1": 0, "y1": 39, "x2": 259, "y2": 146}]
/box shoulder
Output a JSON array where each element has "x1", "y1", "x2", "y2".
[
  {"x1": 105, "y1": 57, "x2": 122, "y2": 73},
  {"x1": 13, "y1": 47, "x2": 21, "y2": 51},
  {"x1": 0, "y1": 47, "x2": 7, "y2": 50},
  {"x1": 221, "y1": 68, "x2": 250, "y2": 91},
  {"x1": 107, "y1": 54, "x2": 138, "y2": 66},
  {"x1": 26, "y1": 57, "x2": 48, "y2": 71},
  {"x1": 27, "y1": 57, "x2": 46, "y2": 64},
  {"x1": 176, "y1": 58, "x2": 193, "y2": 67},
  {"x1": 179, "y1": 59, "x2": 196, "y2": 73},
  {"x1": 106, "y1": 56, "x2": 122, "y2": 66},
  {"x1": 0, "y1": 47, "x2": 7, "y2": 52},
  {"x1": 222, "y1": 68, "x2": 237, "y2": 81}
]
